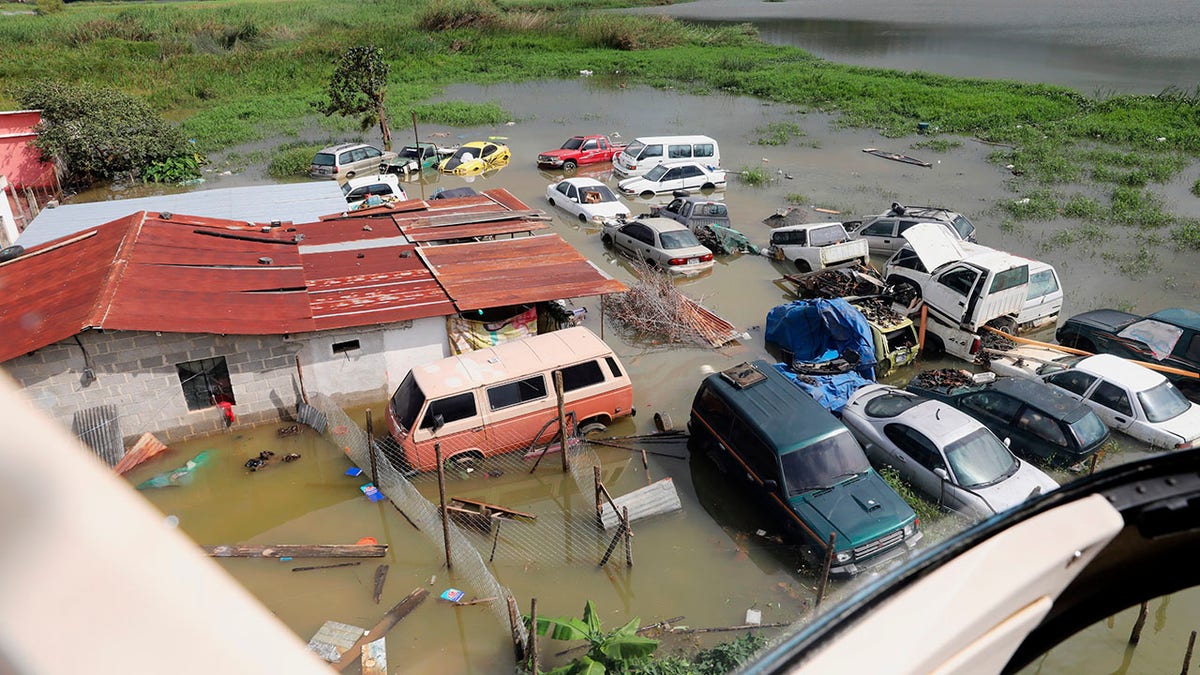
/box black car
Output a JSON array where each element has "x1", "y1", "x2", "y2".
[
  {"x1": 1056, "y1": 308, "x2": 1200, "y2": 399},
  {"x1": 905, "y1": 372, "x2": 1110, "y2": 468}
]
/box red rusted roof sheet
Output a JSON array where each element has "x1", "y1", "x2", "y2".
[
  {"x1": 402, "y1": 220, "x2": 549, "y2": 243},
  {"x1": 418, "y1": 234, "x2": 626, "y2": 311}
]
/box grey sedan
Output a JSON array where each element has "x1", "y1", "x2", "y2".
[{"x1": 600, "y1": 216, "x2": 714, "y2": 275}]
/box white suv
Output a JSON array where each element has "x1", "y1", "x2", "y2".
[{"x1": 310, "y1": 143, "x2": 397, "y2": 180}]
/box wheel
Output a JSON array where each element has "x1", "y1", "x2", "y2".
[
  {"x1": 345, "y1": 170, "x2": 356, "y2": 179},
  {"x1": 923, "y1": 332, "x2": 946, "y2": 356},
  {"x1": 547, "y1": 197, "x2": 555, "y2": 207},
  {"x1": 446, "y1": 450, "x2": 484, "y2": 470},
  {"x1": 0, "y1": 245, "x2": 24, "y2": 263},
  {"x1": 701, "y1": 183, "x2": 716, "y2": 192},
  {"x1": 653, "y1": 411, "x2": 673, "y2": 432},
  {"x1": 991, "y1": 317, "x2": 1018, "y2": 335},
  {"x1": 641, "y1": 190, "x2": 655, "y2": 199},
  {"x1": 578, "y1": 213, "x2": 587, "y2": 223},
  {"x1": 563, "y1": 159, "x2": 578, "y2": 171},
  {"x1": 601, "y1": 233, "x2": 613, "y2": 246},
  {"x1": 794, "y1": 259, "x2": 812, "y2": 273},
  {"x1": 579, "y1": 421, "x2": 607, "y2": 436}
]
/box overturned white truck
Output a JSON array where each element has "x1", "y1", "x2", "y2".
[{"x1": 882, "y1": 223, "x2": 1032, "y2": 362}]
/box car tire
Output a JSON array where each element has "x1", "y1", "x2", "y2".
[
  {"x1": 601, "y1": 234, "x2": 613, "y2": 246},
  {"x1": 579, "y1": 421, "x2": 607, "y2": 436},
  {"x1": 888, "y1": 276, "x2": 922, "y2": 302},
  {"x1": 578, "y1": 213, "x2": 587, "y2": 223},
  {"x1": 795, "y1": 259, "x2": 812, "y2": 273},
  {"x1": 563, "y1": 160, "x2": 577, "y2": 171},
  {"x1": 701, "y1": 183, "x2": 715, "y2": 191},
  {"x1": 641, "y1": 190, "x2": 655, "y2": 199},
  {"x1": 924, "y1": 332, "x2": 946, "y2": 356},
  {"x1": 345, "y1": 171, "x2": 356, "y2": 179},
  {"x1": 547, "y1": 197, "x2": 555, "y2": 207}
]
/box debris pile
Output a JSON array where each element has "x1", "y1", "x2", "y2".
[
  {"x1": 791, "y1": 267, "x2": 884, "y2": 299},
  {"x1": 604, "y1": 261, "x2": 739, "y2": 347},
  {"x1": 977, "y1": 330, "x2": 1018, "y2": 366},
  {"x1": 911, "y1": 368, "x2": 974, "y2": 391},
  {"x1": 853, "y1": 297, "x2": 907, "y2": 328}
]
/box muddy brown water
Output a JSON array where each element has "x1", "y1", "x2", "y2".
[{"x1": 116, "y1": 80, "x2": 1200, "y2": 673}]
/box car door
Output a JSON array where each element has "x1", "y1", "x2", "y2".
[
  {"x1": 957, "y1": 390, "x2": 1026, "y2": 449},
  {"x1": 678, "y1": 165, "x2": 705, "y2": 190},
  {"x1": 657, "y1": 165, "x2": 686, "y2": 193},
  {"x1": 1084, "y1": 379, "x2": 1137, "y2": 434},
  {"x1": 858, "y1": 219, "x2": 899, "y2": 255},
  {"x1": 616, "y1": 222, "x2": 653, "y2": 261},
  {"x1": 883, "y1": 423, "x2": 951, "y2": 507},
  {"x1": 1011, "y1": 406, "x2": 1072, "y2": 463},
  {"x1": 580, "y1": 137, "x2": 600, "y2": 164},
  {"x1": 924, "y1": 264, "x2": 983, "y2": 327},
  {"x1": 560, "y1": 183, "x2": 581, "y2": 218}
]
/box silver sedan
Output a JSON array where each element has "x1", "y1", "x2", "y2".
[{"x1": 600, "y1": 216, "x2": 714, "y2": 275}]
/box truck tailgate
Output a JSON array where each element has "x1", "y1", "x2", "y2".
[{"x1": 819, "y1": 240, "x2": 870, "y2": 266}]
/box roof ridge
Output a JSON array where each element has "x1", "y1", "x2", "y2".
[{"x1": 89, "y1": 212, "x2": 147, "y2": 329}]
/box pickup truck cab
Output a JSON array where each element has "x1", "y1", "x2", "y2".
[
  {"x1": 883, "y1": 223, "x2": 1029, "y2": 361},
  {"x1": 769, "y1": 222, "x2": 871, "y2": 273},
  {"x1": 847, "y1": 203, "x2": 978, "y2": 257},
  {"x1": 382, "y1": 142, "x2": 443, "y2": 176},
  {"x1": 649, "y1": 194, "x2": 757, "y2": 255},
  {"x1": 537, "y1": 135, "x2": 626, "y2": 171}
]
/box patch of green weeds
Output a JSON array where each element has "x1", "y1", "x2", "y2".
[
  {"x1": 1039, "y1": 221, "x2": 1109, "y2": 254},
  {"x1": 785, "y1": 192, "x2": 807, "y2": 204},
  {"x1": 267, "y1": 142, "x2": 323, "y2": 178},
  {"x1": 1060, "y1": 194, "x2": 1104, "y2": 220},
  {"x1": 407, "y1": 100, "x2": 508, "y2": 126},
  {"x1": 998, "y1": 218, "x2": 1025, "y2": 235},
  {"x1": 738, "y1": 165, "x2": 771, "y2": 187},
  {"x1": 997, "y1": 188, "x2": 1059, "y2": 220},
  {"x1": 1171, "y1": 218, "x2": 1200, "y2": 250},
  {"x1": 910, "y1": 138, "x2": 961, "y2": 152},
  {"x1": 1192, "y1": 177, "x2": 1200, "y2": 198},
  {"x1": 753, "y1": 121, "x2": 804, "y2": 146},
  {"x1": 1110, "y1": 186, "x2": 1174, "y2": 229},
  {"x1": 1117, "y1": 244, "x2": 1158, "y2": 278}
]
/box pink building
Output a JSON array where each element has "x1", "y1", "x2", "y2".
[{"x1": 0, "y1": 109, "x2": 60, "y2": 243}]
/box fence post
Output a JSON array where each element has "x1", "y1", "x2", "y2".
[
  {"x1": 594, "y1": 466, "x2": 603, "y2": 528},
  {"x1": 528, "y1": 598, "x2": 540, "y2": 674},
  {"x1": 555, "y1": 371, "x2": 569, "y2": 472},
  {"x1": 623, "y1": 506, "x2": 633, "y2": 567},
  {"x1": 366, "y1": 409, "x2": 378, "y2": 483},
  {"x1": 815, "y1": 532, "x2": 837, "y2": 608},
  {"x1": 435, "y1": 442, "x2": 452, "y2": 570}
]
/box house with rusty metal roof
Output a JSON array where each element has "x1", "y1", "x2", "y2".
[{"x1": 0, "y1": 188, "x2": 625, "y2": 454}]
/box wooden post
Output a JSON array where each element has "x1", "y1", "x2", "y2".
[
  {"x1": 600, "y1": 295, "x2": 606, "y2": 339},
  {"x1": 372, "y1": 564, "x2": 389, "y2": 604},
  {"x1": 489, "y1": 521, "x2": 502, "y2": 563},
  {"x1": 528, "y1": 598, "x2": 540, "y2": 674},
  {"x1": 594, "y1": 466, "x2": 603, "y2": 528},
  {"x1": 815, "y1": 532, "x2": 837, "y2": 608},
  {"x1": 641, "y1": 448, "x2": 650, "y2": 485},
  {"x1": 366, "y1": 409, "x2": 379, "y2": 483},
  {"x1": 412, "y1": 111, "x2": 426, "y2": 201},
  {"x1": 599, "y1": 521, "x2": 626, "y2": 567},
  {"x1": 555, "y1": 371, "x2": 569, "y2": 472},
  {"x1": 622, "y1": 506, "x2": 633, "y2": 567},
  {"x1": 1129, "y1": 600, "x2": 1149, "y2": 645},
  {"x1": 295, "y1": 355, "x2": 309, "y2": 404},
  {"x1": 1182, "y1": 630, "x2": 1197, "y2": 675},
  {"x1": 507, "y1": 594, "x2": 526, "y2": 662},
  {"x1": 917, "y1": 304, "x2": 928, "y2": 352},
  {"x1": 1088, "y1": 451, "x2": 1101, "y2": 476},
  {"x1": 435, "y1": 442, "x2": 452, "y2": 571}
]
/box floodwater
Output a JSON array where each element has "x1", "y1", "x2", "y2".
[
  {"x1": 118, "y1": 78, "x2": 1200, "y2": 673},
  {"x1": 630, "y1": 0, "x2": 1200, "y2": 95}
]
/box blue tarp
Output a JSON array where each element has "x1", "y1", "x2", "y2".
[
  {"x1": 773, "y1": 366, "x2": 873, "y2": 415},
  {"x1": 764, "y1": 298, "x2": 877, "y2": 379}
]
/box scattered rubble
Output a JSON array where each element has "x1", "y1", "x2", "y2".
[
  {"x1": 604, "y1": 261, "x2": 739, "y2": 347},
  {"x1": 911, "y1": 368, "x2": 974, "y2": 390}
]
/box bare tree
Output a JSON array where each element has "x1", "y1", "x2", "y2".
[{"x1": 315, "y1": 45, "x2": 392, "y2": 150}]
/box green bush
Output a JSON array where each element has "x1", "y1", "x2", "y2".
[
  {"x1": 35, "y1": 0, "x2": 64, "y2": 15},
  {"x1": 576, "y1": 14, "x2": 681, "y2": 50},
  {"x1": 738, "y1": 166, "x2": 771, "y2": 187},
  {"x1": 142, "y1": 152, "x2": 205, "y2": 183},
  {"x1": 415, "y1": 0, "x2": 501, "y2": 31},
  {"x1": 268, "y1": 144, "x2": 324, "y2": 178}
]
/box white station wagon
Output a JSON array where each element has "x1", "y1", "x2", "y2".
[{"x1": 617, "y1": 161, "x2": 726, "y2": 198}]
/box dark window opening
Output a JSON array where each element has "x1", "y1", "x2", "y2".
[
  {"x1": 605, "y1": 356, "x2": 623, "y2": 379},
  {"x1": 421, "y1": 392, "x2": 477, "y2": 429},
  {"x1": 487, "y1": 375, "x2": 548, "y2": 410},
  {"x1": 560, "y1": 361, "x2": 606, "y2": 392},
  {"x1": 332, "y1": 339, "x2": 360, "y2": 354},
  {"x1": 177, "y1": 357, "x2": 234, "y2": 411}
]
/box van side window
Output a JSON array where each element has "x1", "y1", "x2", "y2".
[
  {"x1": 641, "y1": 144, "x2": 662, "y2": 159},
  {"x1": 693, "y1": 144, "x2": 714, "y2": 158},
  {"x1": 421, "y1": 392, "x2": 477, "y2": 428},
  {"x1": 728, "y1": 417, "x2": 778, "y2": 483},
  {"x1": 668, "y1": 144, "x2": 691, "y2": 159},
  {"x1": 1026, "y1": 269, "x2": 1059, "y2": 300},
  {"x1": 605, "y1": 356, "x2": 623, "y2": 378},
  {"x1": 487, "y1": 375, "x2": 548, "y2": 410},
  {"x1": 560, "y1": 361, "x2": 605, "y2": 392}
]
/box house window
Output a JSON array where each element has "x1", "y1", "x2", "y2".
[
  {"x1": 332, "y1": 339, "x2": 360, "y2": 355},
  {"x1": 176, "y1": 357, "x2": 234, "y2": 411}
]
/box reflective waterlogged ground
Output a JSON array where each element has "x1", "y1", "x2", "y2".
[{"x1": 125, "y1": 80, "x2": 1200, "y2": 673}]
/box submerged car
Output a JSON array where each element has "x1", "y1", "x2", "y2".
[
  {"x1": 1056, "y1": 307, "x2": 1200, "y2": 398},
  {"x1": 545, "y1": 177, "x2": 630, "y2": 223},
  {"x1": 600, "y1": 216, "x2": 714, "y2": 275},
  {"x1": 905, "y1": 371, "x2": 1110, "y2": 468},
  {"x1": 341, "y1": 174, "x2": 407, "y2": 210},
  {"x1": 1035, "y1": 354, "x2": 1200, "y2": 450},
  {"x1": 842, "y1": 384, "x2": 1059, "y2": 520},
  {"x1": 617, "y1": 161, "x2": 726, "y2": 198},
  {"x1": 846, "y1": 202, "x2": 978, "y2": 257},
  {"x1": 381, "y1": 142, "x2": 444, "y2": 176},
  {"x1": 438, "y1": 141, "x2": 511, "y2": 176},
  {"x1": 688, "y1": 361, "x2": 921, "y2": 577},
  {"x1": 309, "y1": 142, "x2": 396, "y2": 180}
]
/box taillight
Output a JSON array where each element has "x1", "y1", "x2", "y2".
[
  {"x1": 700, "y1": 253, "x2": 713, "y2": 262},
  {"x1": 969, "y1": 336, "x2": 982, "y2": 355},
  {"x1": 1176, "y1": 439, "x2": 1199, "y2": 450},
  {"x1": 668, "y1": 257, "x2": 688, "y2": 266}
]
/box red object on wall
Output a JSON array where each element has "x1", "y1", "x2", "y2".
[
  {"x1": 0, "y1": 110, "x2": 57, "y2": 190},
  {"x1": 216, "y1": 401, "x2": 235, "y2": 426}
]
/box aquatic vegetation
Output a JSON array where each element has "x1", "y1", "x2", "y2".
[
  {"x1": 737, "y1": 166, "x2": 771, "y2": 187},
  {"x1": 1109, "y1": 186, "x2": 1174, "y2": 229},
  {"x1": 997, "y1": 188, "x2": 1060, "y2": 220},
  {"x1": 753, "y1": 121, "x2": 804, "y2": 146},
  {"x1": 267, "y1": 143, "x2": 325, "y2": 178},
  {"x1": 911, "y1": 138, "x2": 962, "y2": 152}
]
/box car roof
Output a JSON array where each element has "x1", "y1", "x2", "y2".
[
  {"x1": 562, "y1": 177, "x2": 605, "y2": 187},
  {"x1": 344, "y1": 174, "x2": 399, "y2": 189},
  {"x1": 1075, "y1": 354, "x2": 1165, "y2": 390},
  {"x1": 702, "y1": 361, "x2": 848, "y2": 455},
  {"x1": 773, "y1": 222, "x2": 847, "y2": 233},
  {"x1": 318, "y1": 142, "x2": 372, "y2": 154},
  {"x1": 853, "y1": 385, "x2": 979, "y2": 442},
  {"x1": 630, "y1": 217, "x2": 689, "y2": 233},
  {"x1": 986, "y1": 378, "x2": 1086, "y2": 420},
  {"x1": 1149, "y1": 308, "x2": 1200, "y2": 332}
]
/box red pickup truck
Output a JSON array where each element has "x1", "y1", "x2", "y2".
[{"x1": 536, "y1": 135, "x2": 626, "y2": 171}]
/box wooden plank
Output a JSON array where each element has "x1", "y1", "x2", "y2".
[
  {"x1": 450, "y1": 496, "x2": 537, "y2": 521},
  {"x1": 983, "y1": 326, "x2": 1200, "y2": 379},
  {"x1": 202, "y1": 544, "x2": 387, "y2": 558},
  {"x1": 372, "y1": 564, "x2": 389, "y2": 604},
  {"x1": 361, "y1": 637, "x2": 387, "y2": 675},
  {"x1": 599, "y1": 478, "x2": 682, "y2": 530},
  {"x1": 332, "y1": 588, "x2": 429, "y2": 671}
]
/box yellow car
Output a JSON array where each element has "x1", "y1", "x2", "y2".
[{"x1": 437, "y1": 141, "x2": 511, "y2": 176}]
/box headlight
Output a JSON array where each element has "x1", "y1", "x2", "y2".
[
  {"x1": 904, "y1": 522, "x2": 917, "y2": 538},
  {"x1": 836, "y1": 551, "x2": 852, "y2": 563}
]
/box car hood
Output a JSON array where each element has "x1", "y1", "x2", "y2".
[
  {"x1": 900, "y1": 222, "x2": 966, "y2": 272},
  {"x1": 787, "y1": 471, "x2": 914, "y2": 549},
  {"x1": 538, "y1": 149, "x2": 576, "y2": 159},
  {"x1": 1066, "y1": 309, "x2": 1141, "y2": 333},
  {"x1": 585, "y1": 202, "x2": 631, "y2": 218},
  {"x1": 970, "y1": 460, "x2": 1058, "y2": 515},
  {"x1": 1153, "y1": 403, "x2": 1200, "y2": 443}
]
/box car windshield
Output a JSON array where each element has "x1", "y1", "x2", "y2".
[
  {"x1": 582, "y1": 185, "x2": 618, "y2": 202},
  {"x1": 1069, "y1": 411, "x2": 1109, "y2": 448},
  {"x1": 388, "y1": 371, "x2": 426, "y2": 436},
  {"x1": 624, "y1": 141, "x2": 646, "y2": 157},
  {"x1": 644, "y1": 164, "x2": 669, "y2": 181},
  {"x1": 945, "y1": 427, "x2": 1018, "y2": 488},
  {"x1": 659, "y1": 230, "x2": 701, "y2": 249},
  {"x1": 562, "y1": 138, "x2": 584, "y2": 150},
  {"x1": 779, "y1": 431, "x2": 871, "y2": 496},
  {"x1": 1138, "y1": 381, "x2": 1191, "y2": 423},
  {"x1": 398, "y1": 146, "x2": 422, "y2": 159},
  {"x1": 311, "y1": 153, "x2": 335, "y2": 167}
]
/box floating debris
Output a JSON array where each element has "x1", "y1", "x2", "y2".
[{"x1": 604, "y1": 260, "x2": 739, "y2": 348}]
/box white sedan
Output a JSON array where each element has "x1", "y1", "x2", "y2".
[
  {"x1": 600, "y1": 216, "x2": 714, "y2": 275},
  {"x1": 1034, "y1": 354, "x2": 1200, "y2": 450},
  {"x1": 342, "y1": 174, "x2": 407, "y2": 210},
  {"x1": 617, "y1": 161, "x2": 726, "y2": 198},
  {"x1": 842, "y1": 384, "x2": 1059, "y2": 520},
  {"x1": 545, "y1": 178, "x2": 630, "y2": 223}
]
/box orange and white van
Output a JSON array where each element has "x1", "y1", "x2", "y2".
[{"x1": 385, "y1": 327, "x2": 634, "y2": 472}]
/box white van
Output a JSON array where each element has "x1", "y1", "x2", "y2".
[
  {"x1": 1017, "y1": 260, "x2": 1063, "y2": 332},
  {"x1": 385, "y1": 327, "x2": 634, "y2": 472},
  {"x1": 613, "y1": 135, "x2": 719, "y2": 177}
]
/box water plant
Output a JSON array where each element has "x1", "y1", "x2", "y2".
[
  {"x1": 738, "y1": 166, "x2": 771, "y2": 187},
  {"x1": 753, "y1": 121, "x2": 804, "y2": 146},
  {"x1": 529, "y1": 600, "x2": 659, "y2": 674},
  {"x1": 911, "y1": 138, "x2": 961, "y2": 152}
]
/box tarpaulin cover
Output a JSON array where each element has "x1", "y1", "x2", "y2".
[
  {"x1": 448, "y1": 305, "x2": 538, "y2": 354},
  {"x1": 1118, "y1": 319, "x2": 1183, "y2": 360},
  {"x1": 765, "y1": 298, "x2": 877, "y2": 376},
  {"x1": 773, "y1": 365, "x2": 872, "y2": 414}
]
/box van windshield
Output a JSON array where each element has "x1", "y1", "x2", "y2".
[
  {"x1": 780, "y1": 431, "x2": 871, "y2": 496},
  {"x1": 389, "y1": 372, "x2": 426, "y2": 435},
  {"x1": 624, "y1": 141, "x2": 645, "y2": 158},
  {"x1": 1026, "y1": 268, "x2": 1059, "y2": 300}
]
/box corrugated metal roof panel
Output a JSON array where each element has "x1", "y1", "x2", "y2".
[
  {"x1": 402, "y1": 221, "x2": 549, "y2": 243},
  {"x1": 419, "y1": 235, "x2": 626, "y2": 311}
]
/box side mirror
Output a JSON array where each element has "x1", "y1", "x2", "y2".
[
  {"x1": 431, "y1": 414, "x2": 445, "y2": 434},
  {"x1": 934, "y1": 468, "x2": 950, "y2": 481},
  {"x1": 763, "y1": 479, "x2": 779, "y2": 492}
]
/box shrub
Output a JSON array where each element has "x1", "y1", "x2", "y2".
[
  {"x1": 576, "y1": 14, "x2": 681, "y2": 51},
  {"x1": 415, "y1": 0, "x2": 501, "y2": 31},
  {"x1": 142, "y1": 152, "x2": 204, "y2": 183},
  {"x1": 268, "y1": 144, "x2": 324, "y2": 178},
  {"x1": 737, "y1": 166, "x2": 771, "y2": 187},
  {"x1": 35, "y1": 0, "x2": 64, "y2": 15}
]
